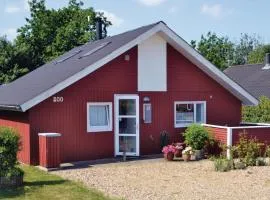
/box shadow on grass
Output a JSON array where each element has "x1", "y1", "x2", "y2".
[
  {"x1": 24, "y1": 179, "x2": 66, "y2": 187},
  {"x1": 0, "y1": 180, "x2": 66, "y2": 199}
]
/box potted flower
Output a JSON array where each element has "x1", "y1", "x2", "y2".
[
  {"x1": 182, "y1": 146, "x2": 193, "y2": 161},
  {"x1": 183, "y1": 124, "x2": 209, "y2": 160},
  {"x1": 162, "y1": 145, "x2": 176, "y2": 161},
  {"x1": 173, "y1": 143, "x2": 185, "y2": 157}
]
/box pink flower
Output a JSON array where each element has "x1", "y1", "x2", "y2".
[{"x1": 162, "y1": 145, "x2": 177, "y2": 154}]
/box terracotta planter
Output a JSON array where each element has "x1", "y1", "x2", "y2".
[
  {"x1": 182, "y1": 154, "x2": 191, "y2": 162},
  {"x1": 174, "y1": 149, "x2": 182, "y2": 157},
  {"x1": 0, "y1": 175, "x2": 23, "y2": 188},
  {"x1": 164, "y1": 152, "x2": 174, "y2": 161}
]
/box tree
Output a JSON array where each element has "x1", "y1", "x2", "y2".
[
  {"x1": 0, "y1": 37, "x2": 28, "y2": 83},
  {"x1": 191, "y1": 32, "x2": 234, "y2": 71},
  {"x1": 242, "y1": 96, "x2": 270, "y2": 123},
  {"x1": 233, "y1": 33, "x2": 262, "y2": 65},
  {"x1": 248, "y1": 44, "x2": 270, "y2": 64},
  {"x1": 0, "y1": 0, "x2": 111, "y2": 84}
]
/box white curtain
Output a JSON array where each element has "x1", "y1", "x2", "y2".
[{"x1": 89, "y1": 105, "x2": 108, "y2": 126}]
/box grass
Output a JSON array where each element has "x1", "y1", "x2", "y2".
[{"x1": 0, "y1": 165, "x2": 116, "y2": 200}]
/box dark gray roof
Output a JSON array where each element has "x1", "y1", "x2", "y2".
[
  {"x1": 224, "y1": 63, "x2": 270, "y2": 99},
  {"x1": 0, "y1": 22, "x2": 158, "y2": 111}
]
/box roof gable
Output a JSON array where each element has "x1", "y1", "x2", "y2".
[{"x1": 0, "y1": 21, "x2": 258, "y2": 111}]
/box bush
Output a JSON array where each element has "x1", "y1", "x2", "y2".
[
  {"x1": 214, "y1": 157, "x2": 232, "y2": 172},
  {"x1": 232, "y1": 133, "x2": 261, "y2": 166},
  {"x1": 242, "y1": 96, "x2": 270, "y2": 123},
  {"x1": 0, "y1": 126, "x2": 21, "y2": 177},
  {"x1": 204, "y1": 131, "x2": 223, "y2": 157},
  {"x1": 184, "y1": 124, "x2": 209, "y2": 150}
]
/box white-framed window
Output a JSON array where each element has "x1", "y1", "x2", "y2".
[
  {"x1": 87, "y1": 102, "x2": 112, "y2": 132},
  {"x1": 174, "y1": 101, "x2": 206, "y2": 128}
]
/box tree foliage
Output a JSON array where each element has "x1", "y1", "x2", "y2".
[
  {"x1": 242, "y1": 96, "x2": 270, "y2": 123},
  {"x1": 248, "y1": 44, "x2": 270, "y2": 64},
  {"x1": 0, "y1": 0, "x2": 111, "y2": 84},
  {"x1": 191, "y1": 32, "x2": 262, "y2": 70},
  {"x1": 191, "y1": 32, "x2": 234, "y2": 71}
]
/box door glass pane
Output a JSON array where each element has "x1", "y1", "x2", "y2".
[
  {"x1": 119, "y1": 136, "x2": 136, "y2": 153},
  {"x1": 119, "y1": 99, "x2": 136, "y2": 115},
  {"x1": 196, "y1": 103, "x2": 205, "y2": 123},
  {"x1": 119, "y1": 118, "x2": 136, "y2": 134}
]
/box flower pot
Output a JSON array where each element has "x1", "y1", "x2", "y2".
[
  {"x1": 164, "y1": 152, "x2": 174, "y2": 161},
  {"x1": 174, "y1": 149, "x2": 182, "y2": 157},
  {"x1": 182, "y1": 154, "x2": 191, "y2": 162},
  {"x1": 194, "y1": 149, "x2": 204, "y2": 160}
]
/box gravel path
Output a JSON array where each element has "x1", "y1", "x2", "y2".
[{"x1": 53, "y1": 159, "x2": 270, "y2": 200}]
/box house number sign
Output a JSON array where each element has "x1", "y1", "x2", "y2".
[{"x1": 53, "y1": 96, "x2": 64, "y2": 103}]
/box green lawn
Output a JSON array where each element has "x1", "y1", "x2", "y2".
[{"x1": 0, "y1": 165, "x2": 116, "y2": 200}]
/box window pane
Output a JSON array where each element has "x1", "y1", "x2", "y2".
[
  {"x1": 119, "y1": 118, "x2": 136, "y2": 134},
  {"x1": 175, "y1": 104, "x2": 194, "y2": 125},
  {"x1": 119, "y1": 136, "x2": 136, "y2": 153},
  {"x1": 89, "y1": 105, "x2": 108, "y2": 126},
  {"x1": 196, "y1": 103, "x2": 205, "y2": 123},
  {"x1": 119, "y1": 99, "x2": 136, "y2": 115}
]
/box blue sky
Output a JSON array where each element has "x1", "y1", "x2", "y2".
[{"x1": 1, "y1": 0, "x2": 270, "y2": 44}]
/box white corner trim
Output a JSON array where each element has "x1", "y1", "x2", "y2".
[
  {"x1": 20, "y1": 22, "x2": 257, "y2": 111},
  {"x1": 86, "y1": 102, "x2": 113, "y2": 133},
  {"x1": 38, "y1": 133, "x2": 61, "y2": 137},
  {"x1": 226, "y1": 127, "x2": 232, "y2": 159}
]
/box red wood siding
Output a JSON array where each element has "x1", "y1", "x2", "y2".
[
  {"x1": 205, "y1": 126, "x2": 227, "y2": 144},
  {"x1": 28, "y1": 43, "x2": 242, "y2": 163},
  {"x1": 0, "y1": 111, "x2": 30, "y2": 164},
  {"x1": 39, "y1": 135, "x2": 61, "y2": 168},
  {"x1": 232, "y1": 128, "x2": 270, "y2": 145}
]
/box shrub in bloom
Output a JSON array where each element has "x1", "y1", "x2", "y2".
[
  {"x1": 162, "y1": 145, "x2": 177, "y2": 154},
  {"x1": 182, "y1": 146, "x2": 193, "y2": 155}
]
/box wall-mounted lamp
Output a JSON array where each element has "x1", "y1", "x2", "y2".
[
  {"x1": 124, "y1": 54, "x2": 130, "y2": 61},
  {"x1": 143, "y1": 96, "x2": 150, "y2": 102}
]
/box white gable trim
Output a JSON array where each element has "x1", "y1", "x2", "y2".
[{"x1": 20, "y1": 22, "x2": 258, "y2": 111}]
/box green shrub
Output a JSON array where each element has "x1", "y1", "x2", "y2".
[
  {"x1": 242, "y1": 96, "x2": 270, "y2": 123},
  {"x1": 256, "y1": 158, "x2": 266, "y2": 166},
  {"x1": 0, "y1": 126, "x2": 21, "y2": 177},
  {"x1": 265, "y1": 145, "x2": 270, "y2": 157},
  {"x1": 233, "y1": 159, "x2": 246, "y2": 170},
  {"x1": 204, "y1": 131, "x2": 223, "y2": 157},
  {"x1": 184, "y1": 124, "x2": 209, "y2": 150},
  {"x1": 214, "y1": 157, "x2": 232, "y2": 172},
  {"x1": 233, "y1": 133, "x2": 260, "y2": 166}
]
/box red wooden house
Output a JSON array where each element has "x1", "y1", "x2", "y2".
[{"x1": 0, "y1": 21, "x2": 259, "y2": 166}]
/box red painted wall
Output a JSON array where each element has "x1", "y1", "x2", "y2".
[
  {"x1": 232, "y1": 128, "x2": 270, "y2": 145},
  {"x1": 0, "y1": 111, "x2": 31, "y2": 164},
  {"x1": 204, "y1": 126, "x2": 227, "y2": 144},
  {"x1": 27, "y1": 44, "x2": 242, "y2": 164}
]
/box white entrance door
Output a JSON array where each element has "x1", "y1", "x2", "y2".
[{"x1": 114, "y1": 95, "x2": 139, "y2": 156}]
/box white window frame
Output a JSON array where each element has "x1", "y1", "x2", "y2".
[
  {"x1": 87, "y1": 102, "x2": 112, "y2": 132},
  {"x1": 174, "y1": 101, "x2": 206, "y2": 128}
]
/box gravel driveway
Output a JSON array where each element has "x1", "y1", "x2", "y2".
[{"x1": 53, "y1": 158, "x2": 270, "y2": 200}]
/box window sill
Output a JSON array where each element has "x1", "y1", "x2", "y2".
[{"x1": 87, "y1": 127, "x2": 112, "y2": 133}]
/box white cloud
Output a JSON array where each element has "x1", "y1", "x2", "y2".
[
  {"x1": 168, "y1": 6, "x2": 178, "y2": 14},
  {"x1": 1, "y1": 28, "x2": 18, "y2": 40},
  {"x1": 201, "y1": 3, "x2": 223, "y2": 18},
  {"x1": 138, "y1": 0, "x2": 167, "y2": 6},
  {"x1": 4, "y1": 0, "x2": 29, "y2": 14},
  {"x1": 97, "y1": 10, "x2": 124, "y2": 27},
  {"x1": 5, "y1": 6, "x2": 21, "y2": 13}
]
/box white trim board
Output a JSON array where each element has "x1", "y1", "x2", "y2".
[{"x1": 20, "y1": 22, "x2": 258, "y2": 111}]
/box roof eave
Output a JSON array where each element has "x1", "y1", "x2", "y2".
[{"x1": 0, "y1": 104, "x2": 23, "y2": 112}]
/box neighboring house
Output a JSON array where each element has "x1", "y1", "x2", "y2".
[
  {"x1": 224, "y1": 54, "x2": 270, "y2": 99},
  {"x1": 0, "y1": 21, "x2": 258, "y2": 165}
]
